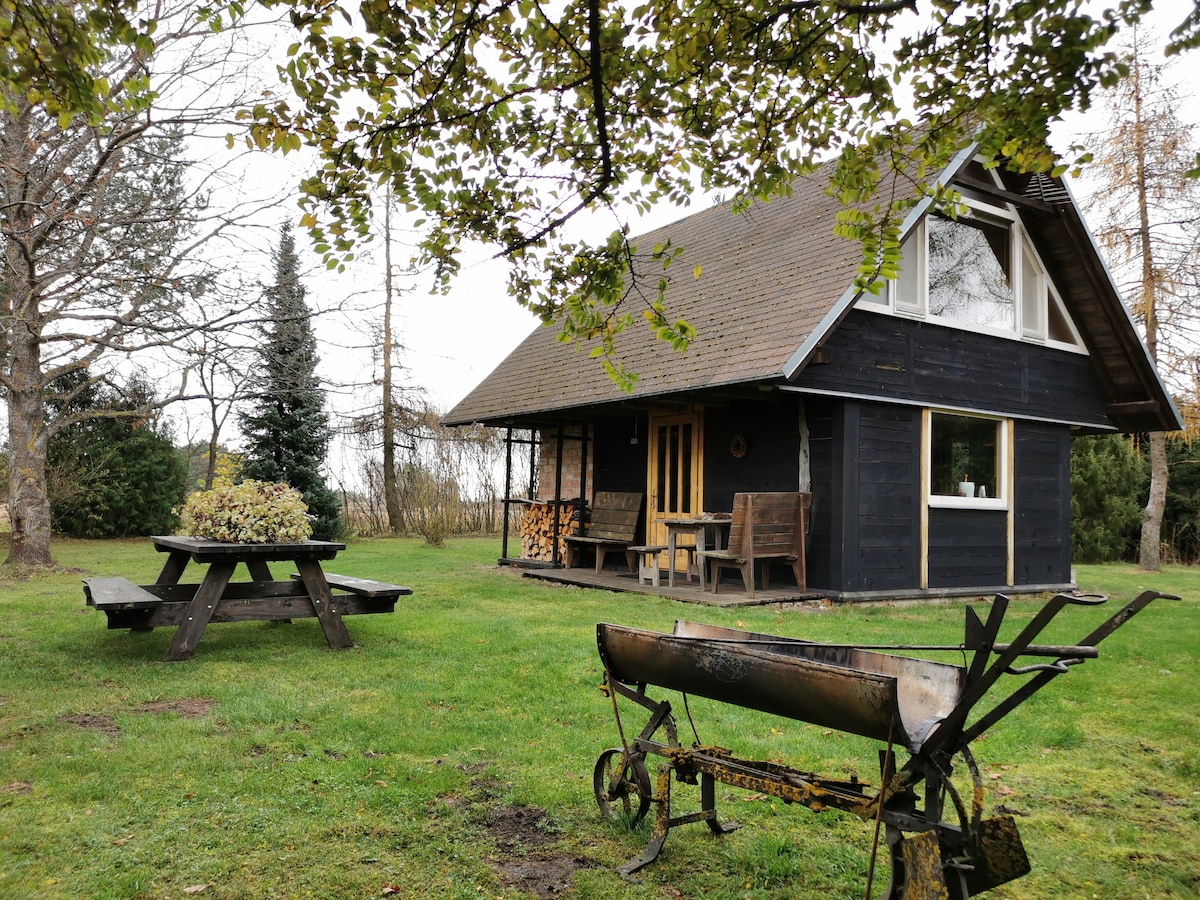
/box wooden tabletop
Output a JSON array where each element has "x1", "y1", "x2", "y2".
[{"x1": 151, "y1": 535, "x2": 346, "y2": 562}]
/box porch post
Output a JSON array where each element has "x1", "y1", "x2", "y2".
[
  {"x1": 529, "y1": 429, "x2": 539, "y2": 499},
  {"x1": 552, "y1": 426, "x2": 565, "y2": 566},
  {"x1": 501, "y1": 426, "x2": 513, "y2": 561},
  {"x1": 579, "y1": 422, "x2": 589, "y2": 506}
]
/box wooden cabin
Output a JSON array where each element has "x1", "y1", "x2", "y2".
[{"x1": 443, "y1": 146, "x2": 1181, "y2": 600}]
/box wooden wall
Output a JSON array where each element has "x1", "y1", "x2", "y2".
[
  {"x1": 702, "y1": 401, "x2": 800, "y2": 513},
  {"x1": 811, "y1": 400, "x2": 1073, "y2": 595},
  {"x1": 810, "y1": 400, "x2": 922, "y2": 593},
  {"x1": 1013, "y1": 422, "x2": 1072, "y2": 585},
  {"x1": 582, "y1": 386, "x2": 1074, "y2": 596},
  {"x1": 794, "y1": 309, "x2": 1113, "y2": 429}
]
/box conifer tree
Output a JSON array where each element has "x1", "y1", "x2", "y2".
[{"x1": 239, "y1": 223, "x2": 342, "y2": 540}]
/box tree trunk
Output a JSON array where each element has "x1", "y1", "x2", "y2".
[
  {"x1": 1129, "y1": 49, "x2": 1168, "y2": 572},
  {"x1": 1138, "y1": 431, "x2": 1167, "y2": 570},
  {"x1": 381, "y1": 193, "x2": 403, "y2": 533},
  {"x1": 205, "y1": 396, "x2": 221, "y2": 489},
  {"x1": 6, "y1": 327, "x2": 54, "y2": 567}
]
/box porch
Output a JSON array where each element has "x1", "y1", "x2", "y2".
[{"x1": 509, "y1": 561, "x2": 824, "y2": 608}]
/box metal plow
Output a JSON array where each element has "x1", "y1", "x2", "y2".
[{"x1": 592, "y1": 590, "x2": 1178, "y2": 899}]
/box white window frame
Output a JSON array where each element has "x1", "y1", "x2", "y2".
[
  {"x1": 922, "y1": 409, "x2": 1011, "y2": 511},
  {"x1": 865, "y1": 188, "x2": 1087, "y2": 355},
  {"x1": 924, "y1": 200, "x2": 1019, "y2": 337}
]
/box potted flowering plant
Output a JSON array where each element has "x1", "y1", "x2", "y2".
[{"x1": 176, "y1": 480, "x2": 313, "y2": 543}]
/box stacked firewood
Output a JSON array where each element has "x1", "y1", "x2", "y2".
[{"x1": 520, "y1": 500, "x2": 580, "y2": 561}]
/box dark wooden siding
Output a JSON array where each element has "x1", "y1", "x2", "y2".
[
  {"x1": 1013, "y1": 422, "x2": 1072, "y2": 584},
  {"x1": 805, "y1": 398, "x2": 837, "y2": 591},
  {"x1": 703, "y1": 401, "x2": 800, "y2": 513},
  {"x1": 794, "y1": 310, "x2": 1113, "y2": 427},
  {"x1": 592, "y1": 416, "x2": 647, "y2": 493},
  {"x1": 846, "y1": 404, "x2": 922, "y2": 591},
  {"x1": 927, "y1": 509, "x2": 1009, "y2": 589}
]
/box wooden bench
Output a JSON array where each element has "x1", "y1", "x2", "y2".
[
  {"x1": 563, "y1": 490, "x2": 644, "y2": 573},
  {"x1": 301, "y1": 572, "x2": 412, "y2": 610},
  {"x1": 696, "y1": 492, "x2": 811, "y2": 597},
  {"x1": 84, "y1": 577, "x2": 164, "y2": 631},
  {"x1": 84, "y1": 573, "x2": 412, "y2": 633}
]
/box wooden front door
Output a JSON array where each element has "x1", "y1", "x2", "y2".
[{"x1": 647, "y1": 411, "x2": 703, "y2": 567}]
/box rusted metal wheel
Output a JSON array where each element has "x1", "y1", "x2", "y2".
[{"x1": 593, "y1": 747, "x2": 651, "y2": 823}]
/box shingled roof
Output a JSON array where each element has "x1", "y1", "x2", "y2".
[
  {"x1": 443, "y1": 154, "x2": 1182, "y2": 434},
  {"x1": 443, "y1": 170, "x2": 859, "y2": 426}
]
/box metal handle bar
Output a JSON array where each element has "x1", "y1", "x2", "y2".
[{"x1": 674, "y1": 636, "x2": 1099, "y2": 658}]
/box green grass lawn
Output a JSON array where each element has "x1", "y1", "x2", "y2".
[{"x1": 1, "y1": 537, "x2": 1196, "y2": 899}]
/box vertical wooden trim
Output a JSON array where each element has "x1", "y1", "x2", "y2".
[
  {"x1": 1006, "y1": 418, "x2": 1015, "y2": 586},
  {"x1": 797, "y1": 401, "x2": 810, "y2": 492},
  {"x1": 919, "y1": 408, "x2": 930, "y2": 589}
]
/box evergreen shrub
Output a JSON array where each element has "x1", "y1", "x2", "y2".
[{"x1": 177, "y1": 480, "x2": 312, "y2": 543}]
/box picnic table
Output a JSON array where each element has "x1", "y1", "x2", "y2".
[{"x1": 84, "y1": 536, "x2": 411, "y2": 662}]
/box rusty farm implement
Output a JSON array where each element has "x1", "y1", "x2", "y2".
[{"x1": 593, "y1": 590, "x2": 1177, "y2": 898}]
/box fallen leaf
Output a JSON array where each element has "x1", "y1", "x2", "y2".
[{"x1": 183, "y1": 886, "x2": 208, "y2": 894}]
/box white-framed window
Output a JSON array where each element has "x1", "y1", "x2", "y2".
[
  {"x1": 923, "y1": 410, "x2": 1009, "y2": 509},
  {"x1": 867, "y1": 171, "x2": 1085, "y2": 352}
]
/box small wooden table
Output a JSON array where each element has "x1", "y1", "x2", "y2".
[
  {"x1": 84, "y1": 536, "x2": 410, "y2": 662},
  {"x1": 663, "y1": 517, "x2": 732, "y2": 589}
]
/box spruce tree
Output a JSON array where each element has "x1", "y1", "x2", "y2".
[{"x1": 239, "y1": 223, "x2": 342, "y2": 540}]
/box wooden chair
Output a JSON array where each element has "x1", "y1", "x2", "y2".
[
  {"x1": 697, "y1": 492, "x2": 810, "y2": 597},
  {"x1": 563, "y1": 491, "x2": 644, "y2": 573}
]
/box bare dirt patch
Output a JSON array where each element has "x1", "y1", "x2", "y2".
[
  {"x1": 484, "y1": 804, "x2": 560, "y2": 851},
  {"x1": 58, "y1": 713, "x2": 120, "y2": 737},
  {"x1": 483, "y1": 805, "x2": 591, "y2": 898},
  {"x1": 136, "y1": 698, "x2": 215, "y2": 718},
  {"x1": 439, "y1": 773, "x2": 595, "y2": 898}
]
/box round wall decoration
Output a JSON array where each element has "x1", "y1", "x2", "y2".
[{"x1": 729, "y1": 433, "x2": 749, "y2": 458}]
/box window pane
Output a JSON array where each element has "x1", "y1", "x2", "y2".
[
  {"x1": 927, "y1": 215, "x2": 1015, "y2": 330},
  {"x1": 1021, "y1": 240, "x2": 1044, "y2": 337},
  {"x1": 680, "y1": 424, "x2": 693, "y2": 514},
  {"x1": 895, "y1": 226, "x2": 922, "y2": 311},
  {"x1": 656, "y1": 426, "x2": 667, "y2": 513},
  {"x1": 930, "y1": 414, "x2": 999, "y2": 499},
  {"x1": 1048, "y1": 293, "x2": 1076, "y2": 343},
  {"x1": 668, "y1": 424, "x2": 679, "y2": 512}
]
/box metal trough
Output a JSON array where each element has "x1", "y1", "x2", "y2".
[
  {"x1": 599, "y1": 620, "x2": 964, "y2": 751},
  {"x1": 593, "y1": 591, "x2": 1177, "y2": 899}
]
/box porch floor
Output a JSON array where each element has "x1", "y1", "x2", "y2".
[{"x1": 512, "y1": 562, "x2": 823, "y2": 607}]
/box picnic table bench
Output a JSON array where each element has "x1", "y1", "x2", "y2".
[
  {"x1": 563, "y1": 491, "x2": 644, "y2": 573},
  {"x1": 696, "y1": 491, "x2": 810, "y2": 596},
  {"x1": 84, "y1": 536, "x2": 411, "y2": 661}
]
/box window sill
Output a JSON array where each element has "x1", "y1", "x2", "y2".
[{"x1": 928, "y1": 497, "x2": 1008, "y2": 511}]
